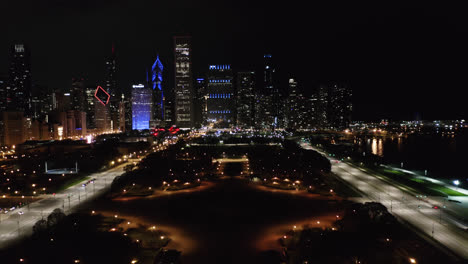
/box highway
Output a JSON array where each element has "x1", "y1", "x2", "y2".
[
  {"x1": 300, "y1": 141, "x2": 468, "y2": 260},
  {"x1": 0, "y1": 163, "x2": 126, "y2": 248}
]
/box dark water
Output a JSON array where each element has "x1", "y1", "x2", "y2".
[{"x1": 353, "y1": 131, "x2": 468, "y2": 181}]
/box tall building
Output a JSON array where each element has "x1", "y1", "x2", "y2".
[
  {"x1": 0, "y1": 74, "x2": 8, "y2": 112},
  {"x1": 118, "y1": 95, "x2": 126, "y2": 132},
  {"x1": 106, "y1": 44, "x2": 119, "y2": 131},
  {"x1": 206, "y1": 65, "x2": 234, "y2": 127},
  {"x1": 328, "y1": 83, "x2": 352, "y2": 129},
  {"x1": 123, "y1": 94, "x2": 132, "y2": 131},
  {"x1": 174, "y1": 36, "x2": 194, "y2": 128},
  {"x1": 131, "y1": 84, "x2": 152, "y2": 130},
  {"x1": 194, "y1": 77, "x2": 207, "y2": 127},
  {"x1": 1, "y1": 112, "x2": 25, "y2": 146},
  {"x1": 163, "y1": 93, "x2": 174, "y2": 126},
  {"x1": 85, "y1": 86, "x2": 96, "y2": 129},
  {"x1": 94, "y1": 96, "x2": 111, "y2": 133},
  {"x1": 7, "y1": 44, "x2": 32, "y2": 115},
  {"x1": 254, "y1": 94, "x2": 272, "y2": 130},
  {"x1": 236, "y1": 72, "x2": 255, "y2": 128},
  {"x1": 71, "y1": 78, "x2": 87, "y2": 112},
  {"x1": 263, "y1": 54, "x2": 282, "y2": 128},
  {"x1": 316, "y1": 85, "x2": 329, "y2": 128},
  {"x1": 151, "y1": 55, "x2": 164, "y2": 127},
  {"x1": 31, "y1": 84, "x2": 52, "y2": 119},
  {"x1": 286, "y1": 78, "x2": 299, "y2": 129}
]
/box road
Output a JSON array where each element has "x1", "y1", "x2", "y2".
[
  {"x1": 0, "y1": 163, "x2": 126, "y2": 248},
  {"x1": 300, "y1": 141, "x2": 468, "y2": 260}
]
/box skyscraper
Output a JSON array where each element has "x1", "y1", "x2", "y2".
[
  {"x1": 194, "y1": 77, "x2": 207, "y2": 127},
  {"x1": 316, "y1": 85, "x2": 329, "y2": 128},
  {"x1": 106, "y1": 44, "x2": 119, "y2": 131},
  {"x1": 7, "y1": 44, "x2": 32, "y2": 115},
  {"x1": 236, "y1": 72, "x2": 255, "y2": 128},
  {"x1": 174, "y1": 36, "x2": 194, "y2": 128},
  {"x1": 85, "y1": 86, "x2": 96, "y2": 129},
  {"x1": 31, "y1": 84, "x2": 52, "y2": 119},
  {"x1": 94, "y1": 95, "x2": 111, "y2": 133},
  {"x1": 328, "y1": 83, "x2": 352, "y2": 129},
  {"x1": 71, "y1": 78, "x2": 87, "y2": 112},
  {"x1": 131, "y1": 84, "x2": 152, "y2": 130},
  {"x1": 151, "y1": 55, "x2": 164, "y2": 127},
  {"x1": 206, "y1": 65, "x2": 234, "y2": 127},
  {"x1": 0, "y1": 74, "x2": 8, "y2": 112},
  {"x1": 118, "y1": 95, "x2": 126, "y2": 132},
  {"x1": 286, "y1": 78, "x2": 299, "y2": 129},
  {"x1": 263, "y1": 54, "x2": 282, "y2": 128}
]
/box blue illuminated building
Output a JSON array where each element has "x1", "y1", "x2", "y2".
[
  {"x1": 132, "y1": 84, "x2": 152, "y2": 130},
  {"x1": 152, "y1": 55, "x2": 163, "y2": 91},
  {"x1": 194, "y1": 77, "x2": 207, "y2": 127},
  {"x1": 151, "y1": 55, "x2": 164, "y2": 126},
  {"x1": 206, "y1": 64, "x2": 234, "y2": 126}
]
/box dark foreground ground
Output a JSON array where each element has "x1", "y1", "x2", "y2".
[{"x1": 91, "y1": 163, "x2": 342, "y2": 264}]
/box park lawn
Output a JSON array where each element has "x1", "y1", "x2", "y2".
[
  {"x1": 427, "y1": 184, "x2": 466, "y2": 196},
  {"x1": 406, "y1": 177, "x2": 466, "y2": 196},
  {"x1": 55, "y1": 175, "x2": 90, "y2": 193},
  {"x1": 409, "y1": 178, "x2": 424, "y2": 183},
  {"x1": 383, "y1": 168, "x2": 407, "y2": 176}
]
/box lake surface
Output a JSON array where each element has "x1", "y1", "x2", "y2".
[{"x1": 353, "y1": 131, "x2": 468, "y2": 181}]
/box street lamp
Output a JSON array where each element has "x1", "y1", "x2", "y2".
[
  {"x1": 453, "y1": 180, "x2": 460, "y2": 190},
  {"x1": 18, "y1": 211, "x2": 24, "y2": 235}
]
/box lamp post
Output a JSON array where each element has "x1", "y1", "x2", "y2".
[
  {"x1": 18, "y1": 211, "x2": 24, "y2": 235},
  {"x1": 453, "y1": 180, "x2": 460, "y2": 190},
  {"x1": 68, "y1": 195, "x2": 71, "y2": 210},
  {"x1": 430, "y1": 222, "x2": 434, "y2": 238}
]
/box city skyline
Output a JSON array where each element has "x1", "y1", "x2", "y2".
[
  {"x1": 1, "y1": 2, "x2": 468, "y2": 263},
  {"x1": 1, "y1": 1, "x2": 467, "y2": 120}
]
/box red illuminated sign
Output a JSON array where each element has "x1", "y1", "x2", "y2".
[{"x1": 94, "y1": 86, "x2": 111, "y2": 106}]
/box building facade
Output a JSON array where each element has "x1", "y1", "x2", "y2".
[
  {"x1": 206, "y1": 65, "x2": 234, "y2": 127},
  {"x1": 236, "y1": 72, "x2": 255, "y2": 128},
  {"x1": 131, "y1": 84, "x2": 152, "y2": 130},
  {"x1": 194, "y1": 77, "x2": 207, "y2": 127},
  {"x1": 106, "y1": 45, "x2": 119, "y2": 131},
  {"x1": 85, "y1": 86, "x2": 96, "y2": 129},
  {"x1": 327, "y1": 83, "x2": 352, "y2": 129},
  {"x1": 71, "y1": 78, "x2": 87, "y2": 112},
  {"x1": 151, "y1": 55, "x2": 164, "y2": 127},
  {"x1": 263, "y1": 54, "x2": 283, "y2": 128},
  {"x1": 174, "y1": 36, "x2": 194, "y2": 128},
  {"x1": 7, "y1": 44, "x2": 32, "y2": 115}
]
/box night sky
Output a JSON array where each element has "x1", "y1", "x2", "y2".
[{"x1": 1, "y1": 1, "x2": 467, "y2": 121}]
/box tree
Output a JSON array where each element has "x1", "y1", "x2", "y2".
[
  {"x1": 32, "y1": 219, "x2": 48, "y2": 235},
  {"x1": 47, "y1": 208, "x2": 66, "y2": 228}
]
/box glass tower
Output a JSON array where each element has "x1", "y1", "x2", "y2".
[
  {"x1": 174, "y1": 36, "x2": 193, "y2": 128},
  {"x1": 206, "y1": 65, "x2": 234, "y2": 127},
  {"x1": 131, "y1": 84, "x2": 152, "y2": 130}
]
